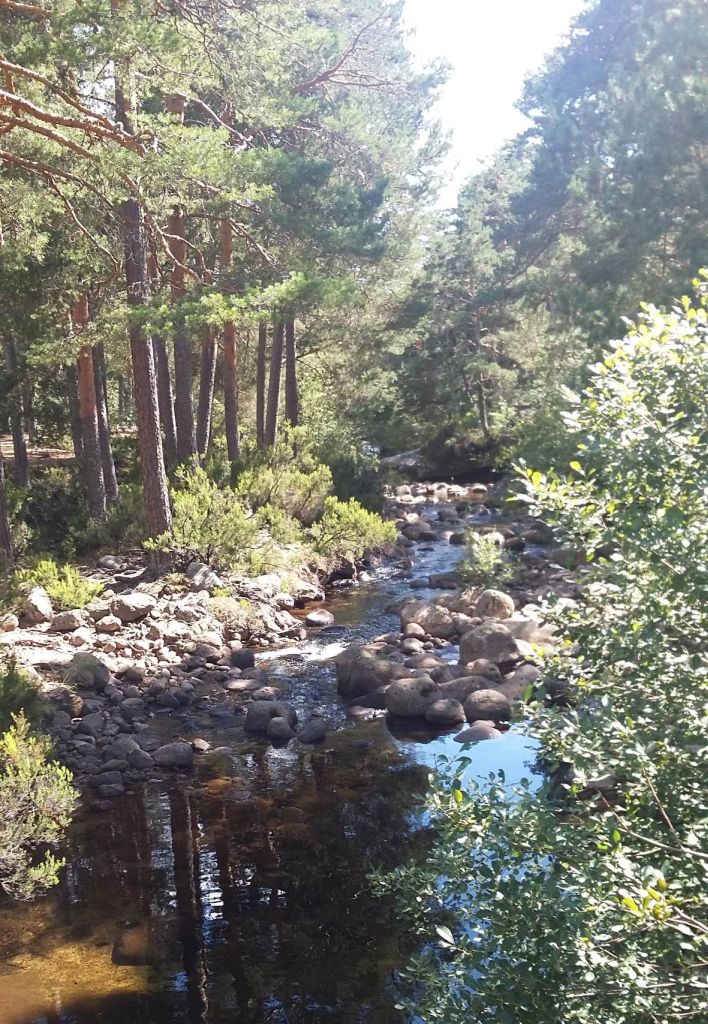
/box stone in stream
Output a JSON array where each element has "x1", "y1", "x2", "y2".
[
  {"x1": 402, "y1": 622, "x2": 426, "y2": 639},
  {"x1": 459, "y1": 622, "x2": 519, "y2": 666},
  {"x1": 244, "y1": 700, "x2": 297, "y2": 732},
  {"x1": 297, "y1": 718, "x2": 327, "y2": 743},
  {"x1": 437, "y1": 676, "x2": 489, "y2": 703},
  {"x1": 251, "y1": 685, "x2": 281, "y2": 701},
  {"x1": 305, "y1": 608, "x2": 335, "y2": 628},
  {"x1": 463, "y1": 689, "x2": 512, "y2": 723},
  {"x1": 400, "y1": 599, "x2": 456, "y2": 640},
  {"x1": 455, "y1": 720, "x2": 503, "y2": 742},
  {"x1": 266, "y1": 716, "x2": 295, "y2": 742},
  {"x1": 230, "y1": 648, "x2": 256, "y2": 670},
  {"x1": 425, "y1": 699, "x2": 466, "y2": 727},
  {"x1": 153, "y1": 742, "x2": 194, "y2": 769},
  {"x1": 498, "y1": 663, "x2": 541, "y2": 701},
  {"x1": 348, "y1": 685, "x2": 389, "y2": 710},
  {"x1": 465, "y1": 658, "x2": 502, "y2": 683},
  {"x1": 335, "y1": 641, "x2": 409, "y2": 699},
  {"x1": 385, "y1": 676, "x2": 440, "y2": 717}
]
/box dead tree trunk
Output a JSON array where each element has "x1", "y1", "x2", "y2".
[
  {"x1": 92, "y1": 342, "x2": 118, "y2": 502},
  {"x1": 256, "y1": 322, "x2": 267, "y2": 450},
  {"x1": 4, "y1": 340, "x2": 30, "y2": 488},
  {"x1": 74, "y1": 295, "x2": 107, "y2": 521},
  {"x1": 195, "y1": 326, "x2": 217, "y2": 459},
  {"x1": 284, "y1": 318, "x2": 299, "y2": 427},
  {"x1": 264, "y1": 322, "x2": 284, "y2": 447}
]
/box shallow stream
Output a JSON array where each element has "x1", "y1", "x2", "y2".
[{"x1": 0, "y1": 505, "x2": 537, "y2": 1024}]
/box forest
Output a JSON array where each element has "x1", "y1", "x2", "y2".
[{"x1": 0, "y1": 1, "x2": 706, "y2": 1022}]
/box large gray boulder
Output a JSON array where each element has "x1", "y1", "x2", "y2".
[
  {"x1": 244, "y1": 700, "x2": 297, "y2": 732},
  {"x1": 400, "y1": 600, "x2": 455, "y2": 639},
  {"x1": 464, "y1": 689, "x2": 512, "y2": 723},
  {"x1": 22, "y1": 586, "x2": 53, "y2": 625},
  {"x1": 110, "y1": 592, "x2": 157, "y2": 623},
  {"x1": 424, "y1": 699, "x2": 466, "y2": 727},
  {"x1": 385, "y1": 676, "x2": 439, "y2": 717},
  {"x1": 438, "y1": 676, "x2": 488, "y2": 703},
  {"x1": 266, "y1": 716, "x2": 295, "y2": 742},
  {"x1": 459, "y1": 622, "x2": 519, "y2": 665},
  {"x1": 475, "y1": 589, "x2": 515, "y2": 620},
  {"x1": 50, "y1": 609, "x2": 85, "y2": 632},
  {"x1": 153, "y1": 742, "x2": 194, "y2": 769},
  {"x1": 455, "y1": 721, "x2": 502, "y2": 742},
  {"x1": 335, "y1": 641, "x2": 409, "y2": 699}
]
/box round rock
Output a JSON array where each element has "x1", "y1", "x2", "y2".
[{"x1": 463, "y1": 689, "x2": 512, "y2": 723}]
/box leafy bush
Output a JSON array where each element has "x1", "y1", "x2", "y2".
[
  {"x1": 18, "y1": 558, "x2": 104, "y2": 610},
  {"x1": 457, "y1": 531, "x2": 515, "y2": 588},
  {"x1": 378, "y1": 279, "x2": 708, "y2": 1023},
  {"x1": 206, "y1": 595, "x2": 266, "y2": 638},
  {"x1": 0, "y1": 658, "x2": 46, "y2": 733},
  {"x1": 71, "y1": 483, "x2": 148, "y2": 552},
  {"x1": 236, "y1": 427, "x2": 333, "y2": 525},
  {"x1": 0, "y1": 714, "x2": 75, "y2": 900},
  {"x1": 309, "y1": 496, "x2": 396, "y2": 569},
  {"x1": 147, "y1": 466, "x2": 260, "y2": 569}
]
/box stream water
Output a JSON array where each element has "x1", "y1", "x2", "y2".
[{"x1": 0, "y1": 505, "x2": 537, "y2": 1024}]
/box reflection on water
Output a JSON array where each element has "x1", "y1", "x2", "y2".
[{"x1": 0, "y1": 505, "x2": 539, "y2": 1023}]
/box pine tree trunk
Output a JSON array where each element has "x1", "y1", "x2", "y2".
[
  {"x1": 265, "y1": 322, "x2": 284, "y2": 447},
  {"x1": 23, "y1": 385, "x2": 36, "y2": 444},
  {"x1": 256, "y1": 322, "x2": 267, "y2": 450},
  {"x1": 284, "y1": 318, "x2": 299, "y2": 427},
  {"x1": 196, "y1": 326, "x2": 217, "y2": 458},
  {"x1": 92, "y1": 342, "x2": 118, "y2": 502},
  {"x1": 0, "y1": 452, "x2": 13, "y2": 569},
  {"x1": 153, "y1": 334, "x2": 178, "y2": 470},
  {"x1": 4, "y1": 341, "x2": 30, "y2": 487},
  {"x1": 169, "y1": 207, "x2": 196, "y2": 463},
  {"x1": 66, "y1": 364, "x2": 84, "y2": 463},
  {"x1": 72, "y1": 295, "x2": 107, "y2": 520},
  {"x1": 111, "y1": 6, "x2": 172, "y2": 537},
  {"x1": 223, "y1": 321, "x2": 240, "y2": 463}
]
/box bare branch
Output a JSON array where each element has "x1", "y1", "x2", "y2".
[
  {"x1": 293, "y1": 15, "x2": 384, "y2": 95},
  {"x1": 0, "y1": 88, "x2": 145, "y2": 153}
]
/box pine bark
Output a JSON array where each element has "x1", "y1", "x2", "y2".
[
  {"x1": 0, "y1": 452, "x2": 13, "y2": 569},
  {"x1": 153, "y1": 334, "x2": 178, "y2": 470},
  {"x1": 4, "y1": 340, "x2": 30, "y2": 487},
  {"x1": 284, "y1": 318, "x2": 299, "y2": 427},
  {"x1": 196, "y1": 325, "x2": 217, "y2": 458},
  {"x1": 264, "y1": 322, "x2": 284, "y2": 447},
  {"x1": 112, "y1": 2, "x2": 172, "y2": 537},
  {"x1": 66, "y1": 364, "x2": 84, "y2": 463},
  {"x1": 92, "y1": 342, "x2": 118, "y2": 502},
  {"x1": 256, "y1": 322, "x2": 267, "y2": 450},
  {"x1": 73, "y1": 295, "x2": 106, "y2": 520},
  {"x1": 223, "y1": 321, "x2": 240, "y2": 463},
  {"x1": 169, "y1": 207, "x2": 196, "y2": 463}
]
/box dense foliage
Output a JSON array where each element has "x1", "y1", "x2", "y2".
[{"x1": 376, "y1": 277, "x2": 708, "y2": 1023}]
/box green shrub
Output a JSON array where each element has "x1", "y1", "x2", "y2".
[
  {"x1": 71, "y1": 483, "x2": 148, "y2": 552},
  {"x1": 236, "y1": 428, "x2": 333, "y2": 525},
  {"x1": 0, "y1": 658, "x2": 47, "y2": 733},
  {"x1": 18, "y1": 558, "x2": 104, "y2": 610},
  {"x1": 146, "y1": 466, "x2": 260, "y2": 569},
  {"x1": 457, "y1": 531, "x2": 515, "y2": 588},
  {"x1": 308, "y1": 496, "x2": 396, "y2": 569},
  {"x1": 379, "y1": 279, "x2": 708, "y2": 1024},
  {"x1": 0, "y1": 714, "x2": 75, "y2": 900},
  {"x1": 206, "y1": 595, "x2": 266, "y2": 637}
]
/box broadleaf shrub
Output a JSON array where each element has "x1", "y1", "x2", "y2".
[
  {"x1": 457, "y1": 530, "x2": 515, "y2": 588},
  {"x1": 378, "y1": 277, "x2": 708, "y2": 1023}
]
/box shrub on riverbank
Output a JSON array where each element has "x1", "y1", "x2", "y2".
[{"x1": 377, "y1": 277, "x2": 708, "y2": 1022}]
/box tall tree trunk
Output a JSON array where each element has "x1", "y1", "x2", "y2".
[
  {"x1": 264, "y1": 322, "x2": 284, "y2": 447},
  {"x1": 152, "y1": 335, "x2": 178, "y2": 470},
  {"x1": 196, "y1": 325, "x2": 217, "y2": 459},
  {"x1": 74, "y1": 295, "x2": 107, "y2": 521},
  {"x1": 112, "y1": 1, "x2": 171, "y2": 537},
  {"x1": 92, "y1": 342, "x2": 118, "y2": 502},
  {"x1": 169, "y1": 207, "x2": 196, "y2": 463},
  {"x1": 66, "y1": 364, "x2": 84, "y2": 463},
  {"x1": 23, "y1": 385, "x2": 36, "y2": 444},
  {"x1": 256, "y1": 322, "x2": 267, "y2": 450},
  {"x1": 284, "y1": 318, "x2": 299, "y2": 427},
  {"x1": 223, "y1": 321, "x2": 240, "y2": 463},
  {"x1": 4, "y1": 340, "x2": 30, "y2": 487},
  {"x1": 220, "y1": 220, "x2": 239, "y2": 463},
  {"x1": 0, "y1": 452, "x2": 13, "y2": 569}
]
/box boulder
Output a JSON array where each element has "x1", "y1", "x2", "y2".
[
  {"x1": 385, "y1": 676, "x2": 439, "y2": 717},
  {"x1": 400, "y1": 600, "x2": 455, "y2": 640},
  {"x1": 465, "y1": 659, "x2": 502, "y2": 683},
  {"x1": 97, "y1": 615, "x2": 123, "y2": 634},
  {"x1": 297, "y1": 718, "x2": 327, "y2": 743},
  {"x1": 110, "y1": 593, "x2": 157, "y2": 623},
  {"x1": 501, "y1": 615, "x2": 557, "y2": 644},
  {"x1": 438, "y1": 676, "x2": 488, "y2": 703},
  {"x1": 266, "y1": 716, "x2": 295, "y2": 742},
  {"x1": 77, "y1": 711, "x2": 104, "y2": 737},
  {"x1": 69, "y1": 627, "x2": 93, "y2": 647},
  {"x1": 22, "y1": 586, "x2": 53, "y2": 625},
  {"x1": 89, "y1": 770, "x2": 124, "y2": 790},
  {"x1": 424, "y1": 699, "x2": 466, "y2": 727},
  {"x1": 455, "y1": 721, "x2": 503, "y2": 743},
  {"x1": 244, "y1": 700, "x2": 297, "y2": 732},
  {"x1": 463, "y1": 689, "x2": 512, "y2": 723},
  {"x1": 335, "y1": 641, "x2": 409, "y2": 699},
  {"x1": 498, "y1": 663, "x2": 541, "y2": 701},
  {"x1": 153, "y1": 742, "x2": 194, "y2": 769},
  {"x1": 230, "y1": 648, "x2": 256, "y2": 670},
  {"x1": 459, "y1": 622, "x2": 519, "y2": 665},
  {"x1": 65, "y1": 652, "x2": 110, "y2": 690},
  {"x1": 189, "y1": 565, "x2": 223, "y2": 592},
  {"x1": 475, "y1": 589, "x2": 515, "y2": 620},
  {"x1": 305, "y1": 608, "x2": 335, "y2": 628},
  {"x1": 0, "y1": 612, "x2": 19, "y2": 631},
  {"x1": 402, "y1": 622, "x2": 426, "y2": 639},
  {"x1": 50, "y1": 609, "x2": 84, "y2": 632}
]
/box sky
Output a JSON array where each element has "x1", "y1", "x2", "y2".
[{"x1": 402, "y1": 0, "x2": 585, "y2": 205}]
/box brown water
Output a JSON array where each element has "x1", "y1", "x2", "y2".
[{"x1": 0, "y1": 507, "x2": 538, "y2": 1024}]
